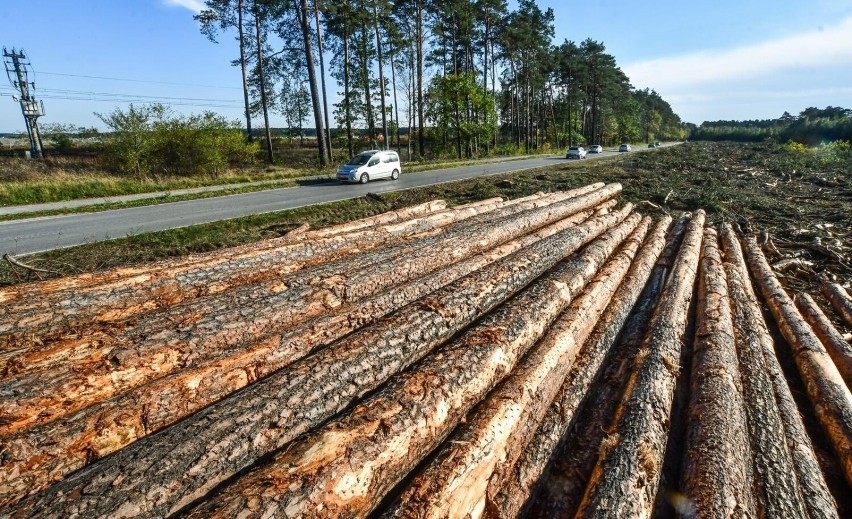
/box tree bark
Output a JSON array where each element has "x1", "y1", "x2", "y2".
[
  {"x1": 1, "y1": 188, "x2": 614, "y2": 436},
  {"x1": 9, "y1": 206, "x2": 631, "y2": 517},
  {"x1": 0, "y1": 204, "x2": 603, "y2": 504},
  {"x1": 501, "y1": 213, "x2": 688, "y2": 519},
  {"x1": 574, "y1": 209, "x2": 705, "y2": 519},
  {"x1": 180, "y1": 209, "x2": 640, "y2": 519},
  {"x1": 254, "y1": 6, "x2": 273, "y2": 163},
  {"x1": 821, "y1": 282, "x2": 852, "y2": 329},
  {"x1": 743, "y1": 236, "x2": 852, "y2": 487},
  {"x1": 797, "y1": 292, "x2": 852, "y2": 389},
  {"x1": 0, "y1": 199, "x2": 496, "y2": 375},
  {"x1": 383, "y1": 216, "x2": 652, "y2": 519},
  {"x1": 719, "y1": 223, "x2": 838, "y2": 519},
  {"x1": 313, "y1": 0, "x2": 332, "y2": 162},
  {"x1": 725, "y1": 263, "x2": 810, "y2": 519},
  {"x1": 238, "y1": 0, "x2": 253, "y2": 143},
  {"x1": 681, "y1": 228, "x2": 755, "y2": 518},
  {"x1": 297, "y1": 0, "x2": 328, "y2": 166}
]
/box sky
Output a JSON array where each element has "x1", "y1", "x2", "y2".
[{"x1": 1, "y1": 0, "x2": 852, "y2": 133}]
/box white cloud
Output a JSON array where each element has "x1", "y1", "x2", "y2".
[
  {"x1": 163, "y1": 0, "x2": 206, "y2": 13},
  {"x1": 624, "y1": 16, "x2": 852, "y2": 90}
]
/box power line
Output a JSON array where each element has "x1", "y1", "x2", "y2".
[
  {"x1": 37, "y1": 71, "x2": 242, "y2": 90},
  {"x1": 0, "y1": 92, "x2": 240, "y2": 109},
  {"x1": 36, "y1": 87, "x2": 241, "y2": 104}
]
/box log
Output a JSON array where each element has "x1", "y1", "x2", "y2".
[
  {"x1": 7, "y1": 205, "x2": 631, "y2": 516},
  {"x1": 744, "y1": 236, "x2": 852, "y2": 487},
  {"x1": 0, "y1": 206, "x2": 600, "y2": 502},
  {"x1": 507, "y1": 213, "x2": 689, "y2": 519},
  {"x1": 724, "y1": 262, "x2": 810, "y2": 519},
  {"x1": 0, "y1": 199, "x2": 451, "y2": 305},
  {"x1": 573, "y1": 209, "x2": 705, "y2": 519},
  {"x1": 681, "y1": 228, "x2": 755, "y2": 518},
  {"x1": 181, "y1": 212, "x2": 643, "y2": 519},
  {"x1": 797, "y1": 292, "x2": 852, "y2": 388},
  {"x1": 821, "y1": 282, "x2": 852, "y2": 329},
  {"x1": 0, "y1": 194, "x2": 510, "y2": 348},
  {"x1": 383, "y1": 216, "x2": 654, "y2": 519},
  {"x1": 0, "y1": 185, "x2": 621, "y2": 436},
  {"x1": 720, "y1": 223, "x2": 838, "y2": 519}
]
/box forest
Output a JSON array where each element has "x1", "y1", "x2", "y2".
[
  {"x1": 196, "y1": 0, "x2": 688, "y2": 163},
  {"x1": 691, "y1": 106, "x2": 852, "y2": 145}
]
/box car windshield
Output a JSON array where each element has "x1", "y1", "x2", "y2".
[
  {"x1": 346, "y1": 154, "x2": 372, "y2": 166},
  {"x1": 569, "y1": 147, "x2": 579, "y2": 151}
]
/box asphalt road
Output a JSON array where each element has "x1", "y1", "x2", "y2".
[{"x1": 0, "y1": 148, "x2": 648, "y2": 255}]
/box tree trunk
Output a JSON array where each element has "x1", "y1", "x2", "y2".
[
  {"x1": 384, "y1": 216, "x2": 651, "y2": 518},
  {"x1": 415, "y1": 0, "x2": 424, "y2": 158},
  {"x1": 2, "y1": 188, "x2": 613, "y2": 436},
  {"x1": 237, "y1": 0, "x2": 253, "y2": 142},
  {"x1": 681, "y1": 228, "x2": 756, "y2": 518},
  {"x1": 390, "y1": 49, "x2": 401, "y2": 153},
  {"x1": 343, "y1": 1, "x2": 353, "y2": 157},
  {"x1": 724, "y1": 264, "x2": 810, "y2": 519},
  {"x1": 797, "y1": 292, "x2": 852, "y2": 388},
  {"x1": 313, "y1": 0, "x2": 332, "y2": 162},
  {"x1": 500, "y1": 213, "x2": 688, "y2": 518},
  {"x1": 180, "y1": 208, "x2": 638, "y2": 519},
  {"x1": 821, "y1": 282, "x2": 852, "y2": 329},
  {"x1": 297, "y1": 0, "x2": 328, "y2": 166},
  {"x1": 719, "y1": 224, "x2": 838, "y2": 519},
  {"x1": 743, "y1": 235, "x2": 852, "y2": 487},
  {"x1": 1, "y1": 204, "x2": 606, "y2": 506},
  {"x1": 574, "y1": 210, "x2": 705, "y2": 518},
  {"x1": 373, "y1": 2, "x2": 388, "y2": 149},
  {"x1": 254, "y1": 7, "x2": 273, "y2": 163},
  {"x1": 11, "y1": 207, "x2": 631, "y2": 518}
]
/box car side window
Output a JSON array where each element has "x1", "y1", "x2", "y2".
[
  {"x1": 382, "y1": 154, "x2": 392, "y2": 163},
  {"x1": 368, "y1": 158, "x2": 379, "y2": 166}
]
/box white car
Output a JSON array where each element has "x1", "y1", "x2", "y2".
[
  {"x1": 618, "y1": 143, "x2": 632, "y2": 152},
  {"x1": 337, "y1": 150, "x2": 401, "y2": 183},
  {"x1": 566, "y1": 146, "x2": 587, "y2": 159},
  {"x1": 589, "y1": 145, "x2": 603, "y2": 154}
]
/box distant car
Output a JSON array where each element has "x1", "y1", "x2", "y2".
[
  {"x1": 648, "y1": 143, "x2": 657, "y2": 148},
  {"x1": 589, "y1": 145, "x2": 603, "y2": 154},
  {"x1": 618, "y1": 144, "x2": 632, "y2": 152},
  {"x1": 655, "y1": 141, "x2": 661, "y2": 147},
  {"x1": 336, "y1": 150, "x2": 401, "y2": 183},
  {"x1": 566, "y1": 146, "x2": 587, "y2": 159}
]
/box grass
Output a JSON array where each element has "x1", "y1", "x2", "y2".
[
  {"x1": 0, "y1": 145, "x2": 556, "y2": 209},
  {"x1": 2, "y1": 141, "x2": 849, "y2": 290}
]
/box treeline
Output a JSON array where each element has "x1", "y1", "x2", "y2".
[
  {"x1": 197, "y1": 0, "x2": 687, "y2": 163},
  {"x1": 691, "y1": 106, "x2": 852, "y2": 145}
]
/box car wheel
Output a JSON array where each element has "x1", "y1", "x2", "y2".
[
  {"x1": 359, "y1": 173, "x2": 369, "y2": 184},
  {"x1": 391, "y1": 169, "x2": 400, "y2": 180}
]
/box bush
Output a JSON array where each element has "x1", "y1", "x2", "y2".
[{"x1": 96, "y1": 104, "x2": 257, "y2": 177}]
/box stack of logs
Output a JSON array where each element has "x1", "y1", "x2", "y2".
[{"x1": 0, "y1": 182, "x2": 850, "y2": 518}]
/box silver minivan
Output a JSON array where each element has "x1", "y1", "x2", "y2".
[{"x1": 336, "y1": 150, "x2": 402, "y2": 183}]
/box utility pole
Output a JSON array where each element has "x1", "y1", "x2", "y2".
[{"x1": 4, "y1": 48, "x2": 45, "y2": 158}]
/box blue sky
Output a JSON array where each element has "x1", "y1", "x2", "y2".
[{"x1": 2, "y1": 0, "x2": 852, "y2": 132}]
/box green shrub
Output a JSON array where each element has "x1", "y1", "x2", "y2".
[{"x1": 96, "y1": 104, "x2": 257, "y2": 177}]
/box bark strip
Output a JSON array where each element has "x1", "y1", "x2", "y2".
[
  {"x1": 182, "y1": 212, "x2": 642, "y2": 519},
  {"x1": 7, "y1": 205, "x2": 631, "y2": 517},
  {"x1": 681, "y1": 228, "x2": 755, "y2": 518},
  {"x1": 797, "y1": 292, "x2": 852, "y2": 389},
  {"x1": 0, "y1": 207, "x2": 600, "y2": 501},
  {"x1": 744, "y1": 236, "x2": 852, "y2": 487},
  {"x1": 506, "y1": 213, "x2": 688, "y2": 519},
  {"x1": 820, "y1": 282, "x2": 852, "y2": 329},
  {"x1": 719, "y1": 224, "x2": 838, "y2": 519},
  {"x1": 574, "y1": 209, "x2": 705, "y2": 519},
  {"x1": 0, "y1": 186, "x2": 620, "y2": 435},
  {"x1": 383, "y1": 216, "x2": 653, "y2": 519}
]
